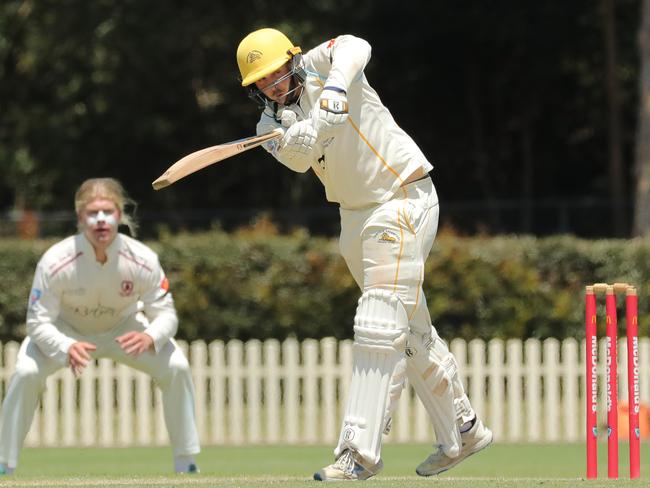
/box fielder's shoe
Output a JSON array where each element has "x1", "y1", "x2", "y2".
[
  {"x1": 174, "y1": 455, "x2": 199, "y2": 474},
  {"x1": 416, "y1": 417, "x2": 493, "y2": 477},
  {"x1": 314, "y1": 449, "x2": 383, "y2": 481},
  {"x1": 175, "y1": 464, "x2": 200, "y2": 474}
]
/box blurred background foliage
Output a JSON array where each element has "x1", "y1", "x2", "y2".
[
  {"x1": 0, "y1": 0, "x2": 645, "y2": 236},
  {"x1": 1, "y1": 228, "x2": 648, "y2": 343}
]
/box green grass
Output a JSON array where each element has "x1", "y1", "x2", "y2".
[{"x1": 1, "y1": 443, "x2": 648, "y2": 487}]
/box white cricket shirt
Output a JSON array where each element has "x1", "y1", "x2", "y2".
[
  {"x1": 257, "y1": 34, "x2": 433, "y2": 210},
  {"x1": 26, "y1": 233, "x2": 178, "y2": 358}
]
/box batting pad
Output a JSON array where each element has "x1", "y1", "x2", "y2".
[
  {"x1": 406, "y1": 328, "x2": 474, "y2": 458},
  {"x1": 335, "y1": 288, "x2": 408, "y2": 465}
]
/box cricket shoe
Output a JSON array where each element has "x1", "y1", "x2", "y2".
[
  {"x1": 313, "y1": 449, "x2": 383, "y2": 481},
  {"x1": 174, "y1": 455, "x2": 199, "y2": 474},
  {"x1": 416, "y1": 417, "x2": 493, "y2": 477},
  {"x1": 175, "y1": 463, "x2": 199, "y2": 474}
]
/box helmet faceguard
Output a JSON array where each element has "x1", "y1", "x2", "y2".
[{"x1": 245, "y1": 49, "x2": 306, "y2": 109}]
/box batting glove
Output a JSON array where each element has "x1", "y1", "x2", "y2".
[
  {"x1": 278, "y1": 119, "x2": 318, "y2": 161},
  {"x1": 312, "y1": 87, "x2": 349, "y2": 135},
  {"x1": 279, "y1": 108, "x2": 298, "y2": 128}
]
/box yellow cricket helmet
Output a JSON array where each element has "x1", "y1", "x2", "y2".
[{"x1": 237, "y1": 28, "x2": 302, "y2": 87}]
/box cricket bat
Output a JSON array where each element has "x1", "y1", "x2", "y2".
[{"x1": 152, "y1": 129, "x2": 283, "y2": 190}]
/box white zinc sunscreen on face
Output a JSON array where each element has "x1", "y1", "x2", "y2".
[{"x1": 86, "y1": 210, "x2": 117, "y2": 227}]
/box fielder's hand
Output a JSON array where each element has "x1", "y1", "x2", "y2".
[
  {"x1": 278, "y1": 119, "x2": 318, "y2": 161},
  {"x1": 68, "y1": 341, "x2": 97, "y2": 378},
  {"x1": 116, "y1": 331, "x2": 154, "y2": 357},
  {"x1": 313, "y1": 87, "x2": 348, "y2": 134}
]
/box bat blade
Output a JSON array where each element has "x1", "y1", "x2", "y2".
[{"x1": 152, "y1": 130, "x2": 282, "y2": 190}]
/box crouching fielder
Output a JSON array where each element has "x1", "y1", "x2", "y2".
[
  {"x1": 0, "y1": 178, "x2": 200, "y2": 475},
  {"x1": 236, "y1": 28, "x2": 492, "y2": 481}
]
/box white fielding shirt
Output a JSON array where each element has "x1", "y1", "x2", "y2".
[
  {"x1": 26, "y1": 233, "x2": 178, "y2": 358},
  {"x1": 257, "y1": 34, "x2": 433, "y2": 210}
]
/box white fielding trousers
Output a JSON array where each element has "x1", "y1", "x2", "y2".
[{"x1": 0, "y1": 315, "x2": 200, "y2": 469}]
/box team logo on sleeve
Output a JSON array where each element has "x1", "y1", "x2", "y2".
[
  {"x1": 377, "y1": 230, "x2": 399, "y2": 243},
  {"x1": 160, "y1": 276, "x2": 169, "y2": 292},
  {"x1": 119, "y1": 280, "x2": 134, "y2": 297},
  {"x1": 29, "y1": 288, "x2": 42, "y2": 306}
]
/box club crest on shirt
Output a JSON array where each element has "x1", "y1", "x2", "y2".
[
  {"x1": 376, "y1": 229, "x2": 399, "y2": 243},
  {"x1": 119, "y1": 280, "x2": 134, "y2": 297}
]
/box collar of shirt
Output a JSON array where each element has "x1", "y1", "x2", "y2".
[{"x1": 77, "y1": 232, "x2": 122, "y2": 264}]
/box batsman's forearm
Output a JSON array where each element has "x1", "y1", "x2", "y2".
[{"x1": 326, "y1": 35, "x2": 372, "y2": 90}]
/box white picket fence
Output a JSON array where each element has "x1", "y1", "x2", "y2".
[{"x1": 0, "y1": 337, "x2": 648, "y2": 447}]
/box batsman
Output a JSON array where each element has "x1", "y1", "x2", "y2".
[{"x1": 236, "y1": 28, "x2": 492, "y2": 481}]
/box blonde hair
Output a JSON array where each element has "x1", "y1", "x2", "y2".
[{"x1": 75, "y1": 178, "x2": 138, "y2": 236}]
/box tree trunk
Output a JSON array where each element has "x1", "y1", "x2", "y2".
[
  {"x1": 520, "y1": 111, "x2": 534, "y2": 234},
  {"x1": 466, "y1": 60, "x2": 500, "y2": 232},
  {"x1": 634, "y1": 0, "x2": 650, "y2": 237},
  {"x1": 602, "y1": 0, "x2": 626, "y2": 236}
]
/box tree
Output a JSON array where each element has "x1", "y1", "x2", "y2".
[
  {"x1": 635, "y1": 0, "x2": 650, "y2": 236},
  {"x1": 0, "y1": 1, "x2": 643, "y2": 237},
  {"x1": 603, "y1": 0, "x2": 626, "y2": 236}
]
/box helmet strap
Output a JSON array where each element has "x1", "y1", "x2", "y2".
[{"x1": 246, "y1": 85, "x2": 269, "y2": 109}]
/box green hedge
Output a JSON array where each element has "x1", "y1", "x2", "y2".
[{"x1": 1, "y1": 229, "x2": 648, "y2": 343}]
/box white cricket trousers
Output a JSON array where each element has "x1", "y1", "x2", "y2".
[
  {"x1": 339, "y1": 176, "x2": 439, "y2": 334},
  {"x1": 0, "y1": 315, "x2": 200, "y2": 469}
]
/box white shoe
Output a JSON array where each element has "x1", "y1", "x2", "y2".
[
  {"x1": 416, "y1": 418, "x2": 493, "y2": 476},
  {"x1": 314, "y1": 449, "x2": 383, "y2": 481}
]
